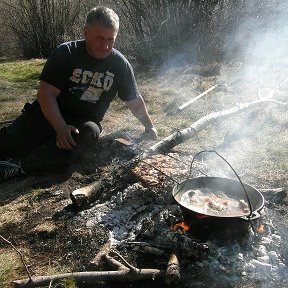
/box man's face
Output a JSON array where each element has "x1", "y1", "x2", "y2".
[{"x1": 84, "y1": 23, "x2": 118, "y2": 59}]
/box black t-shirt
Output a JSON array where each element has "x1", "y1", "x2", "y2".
[{"x1": 40, "y1": 40, "x2": 140, "y2": 123}]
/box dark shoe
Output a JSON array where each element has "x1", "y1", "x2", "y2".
[{"x1": 0, "y1": 160, "x2": 25, "y2": 182}]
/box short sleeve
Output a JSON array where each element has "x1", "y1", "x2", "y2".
[
  {"x1": 40, "y1": 44, "x2": 71, "y2": 90},
  {"x1": 117, "y1": 61, "x2": 140, "y2": 101}
]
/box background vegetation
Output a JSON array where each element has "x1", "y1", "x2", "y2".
[{"x1": 0, "y1": 0, "x2": 287, "y2": 64}]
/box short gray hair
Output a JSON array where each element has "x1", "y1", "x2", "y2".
[{"x1": 86, "y1": 7, "x2": 119, "y2": 30}]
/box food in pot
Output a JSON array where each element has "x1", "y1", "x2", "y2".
[{"x1": 180, "y1": 187, "x2": 250, "y2": 215}]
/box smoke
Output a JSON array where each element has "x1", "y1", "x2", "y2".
[{"x1": 232, "y1": 0, "x2": 288, "y2": 74}]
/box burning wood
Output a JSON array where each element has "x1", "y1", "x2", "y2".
[
  {"x1": 165, "y1": 253, "x2": 181, "y2": 285},
  {"x1": 171, "y1": 221, "x2": 190, "y2": 233},
  {"x1": 70, "y1": 97, "x2": 285, "y2": 209}
]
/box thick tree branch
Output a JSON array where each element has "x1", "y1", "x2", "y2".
[{"x1": 146, "y1": 98, "x2": 286, "y2": 154}]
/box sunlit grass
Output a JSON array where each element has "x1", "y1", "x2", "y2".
[
  {"x1": 46, "y1": 264, "x2": 77, "y2": 288},
  {"x1": 0, "y1": 61, "x2": 40, "y2": 121},
  {"x1": 0, "y1": 59, "x2": 45, "y2": 82},
  {"x1": 0, "y1": 251, "x2": 22, "y2": 288}
]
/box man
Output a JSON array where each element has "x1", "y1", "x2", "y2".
[{"x1": 0, "y1": 7, "x2": 157, "y2": 182}]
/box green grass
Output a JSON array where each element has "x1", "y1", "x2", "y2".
[
  {"x1": 0, "y1": 252, "x2": 22, "y2": 288},
  {"x1": 0, "y1": 60, "x2": 43, "y2": 121},
  {"x1": 0, "y1": 59, "x2": 45, "y2": 82}
]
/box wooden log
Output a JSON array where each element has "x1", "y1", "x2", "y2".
[
  {"x1": 70, "y1": 180, "x2": 103, "y2": 207},
  {"x1": 13, "y1": 252, "x2": 166, "y2": 288},
  {"x1": 165, "y1": 253, "x2": 181, "y2": 285}
]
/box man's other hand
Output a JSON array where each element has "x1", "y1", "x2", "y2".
[
  {"x1": 144, "y1": 127, "x2": 158, "y2": 140},
  {"x1": 56, "y1": 124, "x2": 79, "y2": 150}
]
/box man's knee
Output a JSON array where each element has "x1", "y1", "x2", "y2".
[{"x1": 81, "y1": 121, "x2": 101, "y2": 142}]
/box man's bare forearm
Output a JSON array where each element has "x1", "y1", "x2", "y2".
[
  {"x1": 37, "y1": 81, "x2": 79, "y2": 149},
  {"x1": 37, "y1": 81, "x2": 66, "y2": 132},
  {"x1": 125, "y1": 96, "x2": 155, "y2": 130}
]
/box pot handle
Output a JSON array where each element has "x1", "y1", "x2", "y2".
[{"x1": 186, "y1": 150, "x2": 254, "y2": 219}]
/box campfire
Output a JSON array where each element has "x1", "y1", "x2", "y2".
[{"x1": 11, "y1": 146, "x2": 288, "y2": 287}]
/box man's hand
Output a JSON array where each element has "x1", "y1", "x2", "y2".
[
  {"x1": 56, "y1": 124, "x2": 79, "y2": 150},
  {"x1": 144, "y1": 127, "x2": 158, "y2": 140}
]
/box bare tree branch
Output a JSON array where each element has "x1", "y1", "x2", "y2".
[{"x1": 147, "y1": 98, "x2": 286, "y2": 154}]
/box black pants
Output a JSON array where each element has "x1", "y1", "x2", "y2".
[{"x1": 0, "y1": 101, "x2": 101, "y2": 172}]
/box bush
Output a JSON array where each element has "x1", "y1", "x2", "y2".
[
  {"x1": 116, "y1": 0, "x2": 288, "y2": 65},
  {"x1": 1, "y1": 0, "x2": 82, "y2": 58}
]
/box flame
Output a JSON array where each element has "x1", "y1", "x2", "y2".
[{"x1": 172, "y1": 221, "x2": 190, "y2": 232}]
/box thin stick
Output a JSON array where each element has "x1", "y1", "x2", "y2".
[
  {"x1": 0, "y1": 234, "x2": 32, "y2": 280},
  {"x1": 178, "y1": 84, "x2": 224, "y2": 111}
]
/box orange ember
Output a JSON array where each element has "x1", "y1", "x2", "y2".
[
  {"x1": 172, "y1": 221, "x2": 190, "y2": 232},
  {"x1": 257, "y1": 223, "x2": 265, "y2": 234}
]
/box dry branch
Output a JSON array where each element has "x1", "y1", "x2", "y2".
[
  {"x1": 12, "y1": 252, "x2": 167, "y2": 288},
  {"x1": 0, "y1": 234, "x2": 32, "y2": 280},
  {"x1": 147, "y1": 98, "x2": 286, "y2": 154},
  {"x1": 91, "y1": 240, "x2": 112, "y2": 266},
  {"x1": 12, "y1": 269, "x2": 165, "y2": 288}
]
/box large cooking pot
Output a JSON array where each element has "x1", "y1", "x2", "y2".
[{"x1": 172, "y1": 151, "x2": 265, "y2": 221}]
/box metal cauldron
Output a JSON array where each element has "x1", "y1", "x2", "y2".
[{"x1": 172, "y1": 151, "x2": 264, "y2": 222}]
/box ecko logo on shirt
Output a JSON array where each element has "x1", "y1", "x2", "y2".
[
  {"x1": 69, "y1": 69, "x2": 115, "y2": 103},
  {"x1": 69, "y1": 69, "x2": 114, "y2": 91}
]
